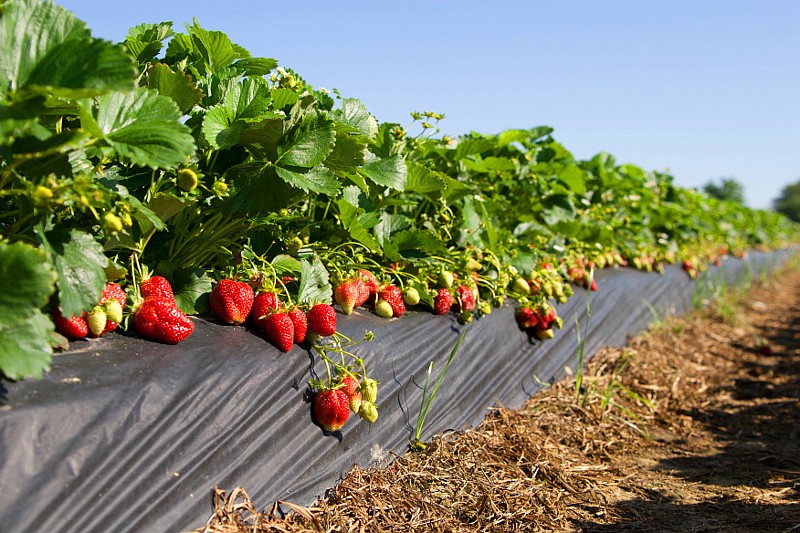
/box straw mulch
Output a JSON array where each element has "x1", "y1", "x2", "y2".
[{"x1": 195, "y1": 262, "x2": 800, "y2": 532}]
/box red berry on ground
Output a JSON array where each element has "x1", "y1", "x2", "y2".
[
  {"x1": 353, "y1": 278, "x2": 370, "y2": 307},
  {"x1": 287, "y1": 308, "x2": 308, "y2": 344},
  {"x1": 134, "y1": 297, "x2": 194, "y2": 344},
  {"x1": 455, "y1": 285, "x2": 477, "y2": 312},
  {"x1": 433, "y1": 287, "x2": 454, "y2": 315},
  {"x1": 140, "y1": 275, "x2": 174, "y2": 301},
  {"x1": 314, "y1": 388, "x2": 351, "y2": 432},
  {"x1": 334, "y1": 281, "x2": 359, "y2": 315},
  {"x1": 209, "y1": 279, "x2": 255, "y2": 325},
  {"x1": 99, "y1": 282, "x2": 126, "y2": 333},
  {"x1": 252, "y1": 291, "x2": 282, "y2": 331},
  {"x1": 516, "y1": 307, "x2": 539, "y2": 329},
  {"x1": 53, "y1": 309, "x2": 89, "y2": 339},
  {"x1": 358, "y1": 269, "x2": 379, "y2": 295},
  {"x1": 378, "y1": 285, "x2": 405, "y2": 318},
  {"x1": 307, "y1": 303, "x2": 337, "y2": 337},
  {"x1": 264, "y1": 312, "x2": 295, "y2": 352}
]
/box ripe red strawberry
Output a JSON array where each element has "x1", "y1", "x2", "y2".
[
  {"x1": 101, "y1": 282, "x2": 126, "y2": 307},
  {"x1": 516, "y1": 307, "x2": 539, "y2": 329},
  {"x1": 287, "y1": 307, "x2": 308, "y2": 344},
  {"x1": 307, "y1": 303, "x2": 336, "y2": 337},
  {"x1": 53, "y1": 309, "x2": 88, "y2": 339},
  {"x1": 252, "y1": 291, "x2": 282, "y2": 331},
  {"x1": 210, "y1": 279, "x2": 254, "y2": 325},
  {"x1": 590, "y1": 278, "x2": 598, "y2": 292},
  {"x1": 334, "y1": 280, "x2": 359, "y2": 315},
  {"x1": 264, "y1": 311, "x2": 294, "y2": 352},
  {"x1": 353, "y1": 278, "x2": 370, "y2": 307},
  {"x1": 314, "y1": 388, "x2": 351, "y2": 432},
  {"x1": 134, "y1": 297, "x2": 194, "y2": 344},
  {"x1": 378, "y1": 284, "x2": 405, "y2": 318},
  {"x1": 357, "y1": 269, "x2": 379, "y2": 295},
  {"x1": 432, "y1": 287, "x2": 453, "y2": 315},
  {"x1": 140, "y1": 275, "x2": 174, "y2": 301},
  {"x1": 455, "y1": 285, "x2": 476, "y2": 312},
  {"x1": 340, "y1": 375, "x2": 363, "y2": 413}
]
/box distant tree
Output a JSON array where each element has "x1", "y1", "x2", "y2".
[
  {"x1": 773, "y1": 179, "x2": 800, "y2": 222},
  {"x1": 702, "y1": 178, "x2": 745, "y2": 204}
]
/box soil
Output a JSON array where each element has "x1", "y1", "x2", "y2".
[{"x1": 196, "y1": 262, "x2": 800, "y2": 533}]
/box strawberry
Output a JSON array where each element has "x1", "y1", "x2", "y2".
[
  {"x1": 378, "y1": 285, "x2": 405, "y2": 318},
  {"x1": 455, "y1": 284, "x2": 476, "y2": 312},
  {"x1": 590, "y1": 278, "x2": 598, "y2": 292},
  {"x1": 403, "y1": 287, "x2": 420, "y2": 306},
  {"x1": 432, "y1": 287, "x2": 453, "y2": 315},
  {"x1": 307, "y1": 303, "x2": 336, "y2": 337},
  {"x1": 99, "y1": 282, "x2": 126, "y2": 333},
  {"x1": 287, "y1": 307, "x2": 308, "y2": 344},
  {"x1": 264, "y1": 311, "x2": 294, "y2": 352},
  {"x1": 314, "y1": 388, "x2": 351, "y2": 432},
  {"x1": 437, "y1": 270, "x2": 454, "y2": 288},
  {"x1": 357, "y1": 269, "x2": 379, "y2": 295},
  {"x1": 334, "y1": 280, "x2": 359, "y2": 315},
  {"x1": 513, "y1": 277, "x2": 531, "y2": 294},
  {"x1": 340, "y1": 375, "x2": 363, "y2": 413},
  {"x1": 374, "y1": 299, "x2": 393, "y2": 318},
  {"x1": 134, "y1": 297, "x2": 194, "y2": 344},
  {"x1": 361, "y1": 377, "x2": 379, "y2": 403},
  {"x1": 252, "y1": 291, "x2": 282, "y2": 331},
  {"x1": 516, "y1": 307, "x2": 539, "y2": 329},
  {"x1": 353, "y1": 278, "x2": 370, "y2": 307},
  {"x1": 140, "y1": 275, "x2": 174, "y2": 301},
  {"x1": 358, "y1": 401, "x2": 378, "y2": 423},
  {"x1": 210, "y1": 279, "x2": 254, "y2": 325},
  {"x1": 86, "y1": 306, "x2": 108, "y2": 338},
  {"x1": 53, "y1": 309, "x2": 88, "y2": 339}
]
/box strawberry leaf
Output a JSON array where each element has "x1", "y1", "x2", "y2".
[
  {"x1": 146, "y1": 63, "x2": 203, "y2": 114},
  {"x1": 0, "y1": 241, "x2": 57, "y2": 325},
  {"x1": 43, "y1": 228, "x2": 108, "y2": 317},
  {"x1": 275, "y1": 166, "x2": 341, "y2": 196},
  {"x1": 124, "y1": 22, "x2": 175, "y2": 64},
  {"x1": 358, "y1": 154, "x2": 407, "y2": 191},
  {"x1": 337, "y1": 98, "x2": 378, "y2": 138},
  {"x1": 78, "y1": 88, "x2": 196, "y2": 169},
  {"x1": 406, "y1": 161, "x2": 446, "y2": 194},
  {"x1": 278, "y1": 115, "x2": 336, "y2": 168},
  {"x1": 172, "y1": 268, "x2": 213, "y2": 315},
  {"x1": 0, "y1": 310, "x2": 54, "y2": 380},
  {"x1": 298, "y1": 256, "x2": 332, "y2": 305}
]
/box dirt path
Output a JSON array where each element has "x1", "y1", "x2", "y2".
[{"x1": 198, "y1": 262, "x2": 800, "y2": 532}]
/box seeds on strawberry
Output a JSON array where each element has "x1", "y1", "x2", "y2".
[
  {"x1": 374, "y1": 299, "x2": 393, "y2": 318},
  {"x1": 334, "y1": 281, "x2": 359, "y2": 315},
  {"x1": 357, "y1": 269, "x2": 379, "y2": 295},
  {"x1": 358, "y1": 400, "x2": 378, "y2": 423},
  {"x1": 287, "y1": 308, "x2": 308, "y2": 344},
  {"x1": 53, "y1": 309, "x2": 88, "y2": 339},
  {"x1": 361, "y1": 377, "x2": 379, "y2": 403},
  {"x1": 314, "y1": 388, "x2": 351, "y2": 432},
  {"x1": 134, "y1": 297, "x2": 194, "y2": 344},
  {"x1": 140, "y1": 275, "x2": 174, "y2": 301},
  {"x1": 210, "y1": 279, "x2": 254, "y2": 325},
  {"x1": 403, "y1": 287, "x2": 420, "y2": 306},
  {"x1": 432, "y1": 287, "x2": 453, "y2": 315},
  {"x1": 378, "y1": 285, "x2": 405, "y2": 318},
  {"x1": 307, "y1": 303, "x2": 336, "y2": 337},
  {"x1": 340, "y1": 375, "x2": 363, "y2": 413},
  {"x1": 455, "y1": 284, "x2": 476, "y2": 312},
  {"x1": 264, "y1": 312, "x2": 294, "y2": 352},
  {"x1": 252, "y1": 291, "x2": 282, "y2": 331},
  {"x1": 99, "y1": 282, "x2": 126, "y2": 333},
  {"x1": 86, "y1": 306, "x2": 108, "y2": 338}
]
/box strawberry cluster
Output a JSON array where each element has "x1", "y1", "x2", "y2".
[
  {"x1": 516, "y1": 303, "x2": 563, "y2": 340},
  {"x1": 134, "y1": 276, "x2": 195, "y2": 344},
  {"x1": 53, "y1": 283, "x2": 127, "y2": 340}
]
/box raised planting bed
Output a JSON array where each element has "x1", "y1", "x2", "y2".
[{"x1": 0, "y1": 249, "x2": 791, "y2": 533}]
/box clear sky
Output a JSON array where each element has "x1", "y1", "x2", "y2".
[{"x1": 57, "y1": 0, "x2": 799, "y2": 209}]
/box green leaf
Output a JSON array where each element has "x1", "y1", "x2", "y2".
[
  {"x1": 224, "y1": 162, "x2": 300, "y2": 215},
  {"x1": 239, "y1": 117, "x2": 284, "y2": 159},
  {"x1": 231, "y1": 57, "x2": 278, "y2": 76},
  {"x1": 406, "y1": 161, "x2": 446, "y2": 194},
  {"x1": 125, "y1": 22, "x2": 175, "y2": 63},
  {"x1": 270, "y1": 87, "x2": 300, "y2": 110},
  {"x1": 275, "y1": 165, "x2": 341, "y2": 196},
  {"x1": 338, "y1": 98, "x2": 378, "y2": 137},
  {"x1": 271, "y1": 254, "x2": 303, "y2": 275},
  {"x1": 454, "y1": 137, "x2": 495, "y2": 160},
  {"x1": 324, "y1": 122, "x2": 367, "y2": 173},
  {"x1": 497, "y1": 129, "x2": 532, "y2": 148},
  {"x1": 558, "y1": 166, "x2": 587, "y2": 195},
  {"x1": 358, "y1": 154, "x2": 407, "y2": 191},
  {"x1": 298, "y1": 255, "x2": 331, "y2": 305},
  {"x1": 147, "y1": 63, "x2": 203, "y2": 114},
  {"x1": 172, "y1": 267, "x2": 212, "y2": 315},
  {"x1": 0, "y1": 310, "x2": 54, "y2": 380},
  {"x1": 79, "y1": 88, "x2": 196, "y2": 169},
  {"x1": 185, "y1": 19, "x2": 241, "y2": 75},
  {"x1": 43, "y1": 228, "x2": 108, "y2": 317},
  {"x1": 540, "y1": 195, "x2": 577, "y2": 226},
  {"x1": 202, "y1": 77, "x2": 274, "y2": 150},
  {"x1": 388, "y1": 230, "x2": 447, "y2": 259},
  {"x1": 374, "y1": 212, "x2": 412, "y2": 246},
  {"x1": 278, "y1": 115, "x2": 336, "y2": 168},
  {"x1": 0, "y1": 241, "x2": 57, "y2": 324}
]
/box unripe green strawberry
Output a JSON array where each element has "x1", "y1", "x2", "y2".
[
  {"x1": 513, "y1": 277, "x2": 531, "y2": 294},
  {"x1": 103, "y1": 300, "x2": 123, "y2": 325},
  {"x1": 534, "y1": 327, "x2": 555, "y2": 340},
  {"x1": 403, "y1": 287, "x2": 420, "y2": 306},
  {"x1": 314, "y1": 388, "x2": 350, "y2": 432},
  {"x1": 465, "y1": 258, "x2": 482, "y2": 271},
  {"x1": 361, "y1": 378, "x2": 379, "y2": 403},
  {"x1": 437, "y1": 270, "x2": 454, "y2": 288},
  {"x1": 87, "y1": 306, "x2": 108, "y2": 337},
  {"x1": 358, "y1": 401, "x2": 378, "y2": 423},
  {"x1": 374, "y1": 299, "x2": 393, "y2": 318},
  {"x1": 33, "y1": 185, "x2": 54, "y2": 207},
  {"x1": 99, "y1": 282, "x2": 127, "y2": 333},
  {"x1": 176, "y1": 168, "x2": 198, "y2": 192},
  {"x1": 102, "y1": 212, "x2": 124, "y2": 234}
]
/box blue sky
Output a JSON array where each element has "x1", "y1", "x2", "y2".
[{"x1": 58, "y1": 0, "x2": 799, "y2": 209}]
